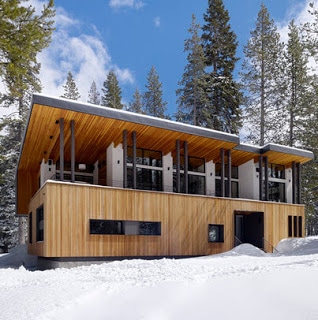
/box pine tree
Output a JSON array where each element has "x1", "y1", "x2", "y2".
[
  {"x1": 201, "y1": 0, "x2": 242, "y2": 134},
  {"x1": 143, "y1": 66, "x2": 167, "y2": 118},
  {"x1": 61, "y1": 71, "x2": 81, "y2": 100},
  {"x1": 0, "y1": 0, "x2": 55, "y2": 249},
  {"x1": 87, "y1": 81, "x2": 100, "y2": 105},
  {"x1": 283, "y1": 20, "x2": 312, "y2": 147},
  {"x1": 128, "y1": 88, "x2": 143, "y2": 113},
  {"x1": 176, "y1": 14, "x2": 208, "y2": 126},
  {"x1": 101, "y1": 70, "x2": 123, "y2": 109},
  {"x1": 240, "y1": 4, "x2": 285, "y2": 145},
  {"x1": 0, "y1": 0, "x2": 55, "y2": 100}
]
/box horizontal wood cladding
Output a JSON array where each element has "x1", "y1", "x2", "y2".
[{"x1": 28, "y1": 181, "x2": 305, "y2": 258}]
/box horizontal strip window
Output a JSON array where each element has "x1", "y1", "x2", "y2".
[
  {"x1": 208, "y1": 224, "x2": 224, "y2": 242},
  {"x1": 127, "y1": 147, "x2": 162, "y2": 167},
  {"x1": 90, "y1": 219, "x2": 161, "y2": 236}
]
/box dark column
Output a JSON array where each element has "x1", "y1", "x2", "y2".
[
  {"x1": 264, "y1": 156, "x2": 269, "y2": 201},
  {"x1": 227, "y1": 149, "x2": 232, "y2": 198},
  {"x1": 71, "y1": 120, "x2": 75, "y2": 183},
  {"x1": 259, "y1": 156, "x2": 263, "y2": 201},
  {"x1": 176, "y1": 140, "x2": 180, "y2": 193},
  {"x1": 123, "y1": 130, "x2": 127, "y2": 188},
  {"x1": 297, "y1": 162, "x2": 301, "y2": 204},
  {"x1": 132, "y1": 131, "x2": 137, "y2": 189},
  {"x1": 184, "y1": 141, "x2": 188, "y2": 194},
  {"x1": 292, "y1": 161, "x2": 296, "y2": 204},
  {"x1": 220, "y1": 148, "x2": 225, "y2": 197},
  {"x1": 59, "y1": 118, "x2": 64, "y2": 181}
]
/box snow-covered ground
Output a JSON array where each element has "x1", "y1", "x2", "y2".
[{"x1": 1, "y1": 238, "x2": 318, "y2": 320}]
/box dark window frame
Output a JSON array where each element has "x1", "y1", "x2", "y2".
[
  {"x1": 36, "y1": 205, "x2": 44, "y2": 242},
  {"x1": 208, "y1": 224, "x2": 224, "y2": 243},
  {"x1": 90, "y1": 219, "x2": 161, "y2": 236}
]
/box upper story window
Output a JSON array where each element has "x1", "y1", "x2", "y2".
[
  {"x1": 268, "y1": 163, "x2": 285, "y2": 179},
  {"x1": 127, "y1": 147, "x2": 163, "y2": 191},
  {"x1": 127, "y1": 147, "x2": 162, "y2": 168},
  {"x1": 173, "y1": 155, "x2": 206, "y2": 195},
  {"x1": 215, "y1": 163, "x2": 238, "y2": 179}
]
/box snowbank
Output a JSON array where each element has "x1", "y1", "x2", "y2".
[
  {"x1": 0, "y1": 244, "x2": 37, "y2": 269},
  {"x1": 0, "y1": 238, "x2": 318, "y2": 319}
]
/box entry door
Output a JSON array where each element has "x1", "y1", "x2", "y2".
[{"x1": 235, "y1": 215, "x2": 244, "y2": 246}]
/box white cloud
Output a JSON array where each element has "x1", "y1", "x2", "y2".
[
  {"x1": 36, "y1": 1, "x2": 134, "y2": 102},
  {"x1": 154, "y1": 16, "x2": 161, "y2": 28},
  {"x1": 109, "y1": 0, "x2": 144, "y2": 10}
]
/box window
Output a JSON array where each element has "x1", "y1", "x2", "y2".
[
  {"x1": 268, "y1": 181, "x2": 285, "y2": 202},
  {"x1": 36, "y1": 205, "x2": 44, "y2": 242},
  {"x1": 288, "y1": 215, "x2": 303, "y2": 237},
  {"x1": 29, "y1": 212, "x2": 32, "y2": 244},
  {"x1": 127, "y1": 167, "x2": 162, "y2": 191},
  {"x1": 90, "y1": 219, "x2": 161, "y2": 236},
  {"x1": 215, "y1": 180, "x2": 239, "y2": 198},
  {"x1": 208, "y1": 224, "x2": 224, "y2": 242},
  {"x1": 127, "y1": 147, "x2": 162, "y2": 168},
  {"x1": 269, "y1": 163, "x2": 285, "y2": 179},
  {"x1": 173, "y1": 156, "x2": 206, "y2": 195},
  {"x1": 215, "y1": 164, "x2": 238, "y2": 179}
]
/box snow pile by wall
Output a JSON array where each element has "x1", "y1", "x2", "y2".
[
  {"x1": 276, "y1": 236, "x2": 318, "y2": 255},
  {"x1": 0, "y1": 244, "x2": 37, "y2": 269}
]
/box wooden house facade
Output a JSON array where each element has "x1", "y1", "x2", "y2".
[{"x1": 16, "y1": 94, "x2": 314, "y2": 259}]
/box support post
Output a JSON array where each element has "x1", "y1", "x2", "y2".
[
  {"x1": 132, "y1": 131, "x2": 137, "y2": 189},
  {"x1": 259, "y1": 156, "x2": 263, "y2": 201},
  {"x1": 297, "y1": 162, "x2": 301, "y2": 204},
  {"x1": 220, "y1": 148, "x2": 225, "y2": 197},
  {"x1": 227, "y1": 149, "x2": 231, "y2": 198},
  {"x1": 184, "y1": 141, "x2": 188, "y2": 194},
  {"x1": 71, "y1": 120, "x2": 75, "y2": 183},
  {"x1": 292, "y1": 161, "x2": 296, "y2": 204},
  {"x1": 59, "y1": 118, "x2": 64, "y2": 181},
  {"x1": 264, "y1": 156, "x2": 269, "y2": 201},
  {"x1": 123, "y1": 130, "x2": 127, "y2": 188},
  {"x1": 176, "y1": 140, "x2": 180, "y2": 193}
]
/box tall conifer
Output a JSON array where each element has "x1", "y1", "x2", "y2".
[
  {"x1": 61, "y1": 71, "x2": 81, "y2": 101},
  {"x1": 143, "y1": 66, "x2": 167, "y2": 118},
  {"x1": 240, "y1": 4, "x2": 285, "y2": 145},
  {"x1": 87, "y1": 81, "x2": 100, "y2": 105},
  {"x1": 201, "y1": 0, "x2": 242, "y2": 134},
  {"x1": 101, "y1": 70, "x2": 123, "y2": 109},
  {"x1": 176, "y1": 14, "x2": 207, "y2": 126}
]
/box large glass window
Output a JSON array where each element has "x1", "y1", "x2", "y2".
[
  {"x1": 127, "y1": 147, "x2": 162, "y2": 167},
  {"x1": 215, "y1": 163, "x2": 238, "y2": 179},
  {"x1": 127, "y1": 167, "x2": 162, "y2": 191},
  {"x1": 90, "y1": 219, "x2": 161, "y2": 236},
  {"x1": 268, "y1": 163, "x2": 285, "y2": 179},
  {"x1": 268, "y1": 181, "x2": 285, "y2": 202},
  {"x1": 173, "y1": 156, "x2": 206, "y2": 195},
  {"x1": 215, "y1": 180, "x2": 239, "y2": 198}
]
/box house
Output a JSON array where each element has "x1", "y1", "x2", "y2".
[{"x1": 16, "y1": 94, "x2": 314, "y2": 261}]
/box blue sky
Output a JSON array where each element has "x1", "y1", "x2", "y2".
[{"x1": 36, "y1": 0, "x2": 315, "y2": 116}]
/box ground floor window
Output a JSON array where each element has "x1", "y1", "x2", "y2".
[
  {"x1": 29, "y1": 212, "x2": 32, "y2": 244},
  {"x1": 36, "y1": 205, "x2": 44, "y2": 242},
  {"x1": 288, "y1": 215, "x2": 302, "y2": 237},
  {"x1": 90, "y1": 219, "x2": 161, "y2": 236},
  {"x1": 208, "y1": 224, "x2": 224, "y2": 242}
]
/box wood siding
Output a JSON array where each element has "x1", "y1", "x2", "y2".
[{"x1": 28, "y1": 181, "x2": 305, "y2": 258}]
